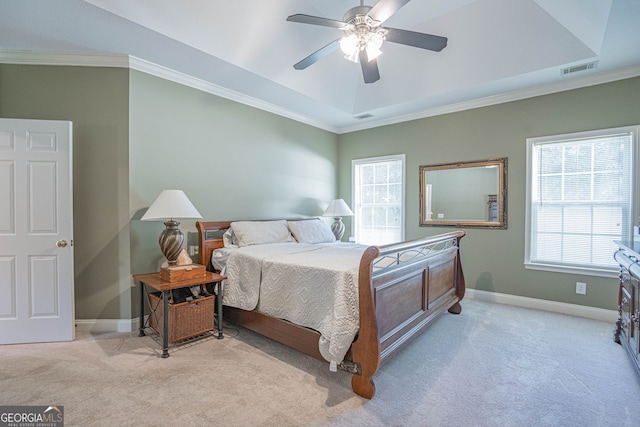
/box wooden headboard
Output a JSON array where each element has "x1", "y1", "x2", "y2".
[{"x1": 196, "y1": 221, "x2": 232, "y2": 270}]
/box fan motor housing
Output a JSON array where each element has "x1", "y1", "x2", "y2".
[{"x1": 343, "y1": 5, "x2": 376, "y2": 26}]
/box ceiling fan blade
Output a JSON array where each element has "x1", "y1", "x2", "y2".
[
  {"x1": 384, "y1": 27, "x2": 448, "y2": 52},
  {"x1": 287, "y1": 14, "x2": 348, "y2": 29},
  {"x1": 293, "y1": 39, "x2": 340, "y2": 70},
  {"x1": 359, "y1": 50, "x2": 380, "y2": 84},
  {"x1": 368, "y1": 0, "x2": 412, "y2": 24}
]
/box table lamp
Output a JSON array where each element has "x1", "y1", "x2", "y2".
[
  {"x1": 141, "y1": 189, "x2": 202, "y2": 265},
  {"x1": 323, "y1": 199, "x2": 354, "y2": 241}
]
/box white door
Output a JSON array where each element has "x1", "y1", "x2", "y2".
[{"x1": 0, "y1": 118, "x2": 74, "y2": 344}]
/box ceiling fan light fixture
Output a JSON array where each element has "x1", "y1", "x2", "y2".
[
  {"x1": 365, "y1": 31, "x2": 384, "y2": 61},
  {"x1": 344, "y1": 49, "x2": 361, "y2": 63},
  {"x1": 365, "y1": 44, "x2": 382, "y2": 62},
  {"x1": 288, "y1": 0, "x2": 448, "y2": 83},
  {"x1": 340, "y1": 34, "x2": 359, "y2": 54},
  {"x1": 340, "y1": 34, "x2": 361, "y2": 63}
]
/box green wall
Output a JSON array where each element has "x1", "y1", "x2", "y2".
[
  {"x1": 0, "y1": 64, "x2": 132, "y2": 320},
  {"x1": 338, "y1": 76, "x2": 640, "y2": 310},
  {"x1": 128, "y1": 70, "x2": 339, "y2": 291},
  {"x1": 2, "y1": 61, "x2": 637, "y2": 320},
  {"x1": 0, "y1": 64, "x2": 338, "y2": 321}
]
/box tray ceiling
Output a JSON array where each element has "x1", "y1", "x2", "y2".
[{"x1": 1, "y1": 0, "x2": 639, "y2": 133}]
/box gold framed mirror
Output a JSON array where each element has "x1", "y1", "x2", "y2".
[{"x1": 419, "y1": 158, "x2": 507, "y2": 229}]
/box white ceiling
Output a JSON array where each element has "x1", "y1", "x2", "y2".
[{"x1": 1, "y1": 0, "x2": 639, "y2": 133}]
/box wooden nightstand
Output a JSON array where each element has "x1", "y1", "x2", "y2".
[{"x1": 133, "y1": 270, "x2": 226, "y2": 357}]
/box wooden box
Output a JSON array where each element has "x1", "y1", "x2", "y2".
[
  {"x1": 148, "y1": 292, "x2": 215, "y2": 343},
  {"x1": 160, "y1": 263, "x2": 206, "y2": 282}
]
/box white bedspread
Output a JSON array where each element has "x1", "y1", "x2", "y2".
[{"x1": 213, "y1": 242, "x2": 367, "y2": 366}]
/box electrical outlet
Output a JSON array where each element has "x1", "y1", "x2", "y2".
[{"x1": 576, "y1": 282, "x2": 587, "y2": 295}]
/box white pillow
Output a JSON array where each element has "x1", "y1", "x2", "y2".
[
  {"x1": 222, "y1": 228, "x2": 237, "y2": 248},
  {"x1": 230, "y1": 220, "x2": 294, "y2": 247},
  {"x1": 288, "y1": 218, "x2": 336, "y2": 244}
]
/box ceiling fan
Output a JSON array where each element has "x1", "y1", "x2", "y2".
[{"x1": 287, "y1": 0, "x2": 448, "y2": 84}]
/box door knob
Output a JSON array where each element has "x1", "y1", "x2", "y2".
[{"x1": 56, "y1": 240, "x2": 68, "y2": 248}]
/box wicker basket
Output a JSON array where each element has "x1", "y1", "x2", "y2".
[{"x1": 148, "y1": 292, "x2": 215, "y2": 343}]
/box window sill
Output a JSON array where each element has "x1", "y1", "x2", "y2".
[{"x1": 524, "y1": 262, "x2": 618, "y2": 279}]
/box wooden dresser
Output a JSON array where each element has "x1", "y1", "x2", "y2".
[{"x1": 614, "y1": 240, "x2": 640, "y2": 376}]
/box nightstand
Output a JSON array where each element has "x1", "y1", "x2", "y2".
[{"x1": 133, "y1": 270, "x2": 226, "y2": 357}]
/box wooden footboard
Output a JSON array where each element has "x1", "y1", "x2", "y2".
[
  {"x1": 196, "y1": 221, "x2": 465, "y2": 400},
  {"x1": 351, "y1": 231, "x2": 466, "y2": 398}
]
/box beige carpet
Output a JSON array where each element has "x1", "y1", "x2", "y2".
[{"x1": 1, "y1": 299, "x2": 640, "y2": 427}]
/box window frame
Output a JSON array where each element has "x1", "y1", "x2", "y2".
[
  {"x1": 352, "y1": 154, "x2": 406, "y2": 245},
  {"x1": 525, "y1": 125, "x2": 639, "y2": 278}
]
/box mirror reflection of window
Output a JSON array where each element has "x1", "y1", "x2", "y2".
[
  {"x1": 425, "y1": 184, "x2": 432, "y2": 220},
  {"x1": 419, "y1": 158, "x2": 507, "y2": 229},
  {"x1": 487, "y1": 194, "x2": 498, "y2": 222}
]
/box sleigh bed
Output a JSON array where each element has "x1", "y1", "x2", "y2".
[{"x1": 196, "y1": 219, "x2": 465, "y2": 399}]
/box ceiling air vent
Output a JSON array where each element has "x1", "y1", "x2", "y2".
[
  {"x1": 353, "y1": 113, "x2": 374, "y2": 120},
  {"x1": 561, "y1": 61, "x2": 598, "y2": 75}
]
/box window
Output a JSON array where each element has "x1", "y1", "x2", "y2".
[
  {"x1": 352, "y1": 154, "x2": 405, "y2": 245},
  {"x1": 525, "y1": 126, "x2": 638, "y2": 276}
]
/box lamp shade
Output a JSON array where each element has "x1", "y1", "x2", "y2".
[
  {"x1": 141, "y1": 190, "x2": 202, "y2": 221},
  {"x1": 141, "y1": 190, "x2": 202, "y2": 266},
  {"x1": 323, "y1": 199, "x2": 354, "y2": 217}
]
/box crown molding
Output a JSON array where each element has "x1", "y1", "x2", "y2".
[
  {"x1": 2, "y1": 50, "x2": 639, "y2": 135},
  {"x1": 0, "y1": 50, "x2": 130, "y2": 68},
  {"x1": 0, "y1": 50, "x2": 338, "y2": 134},
  {"x1": 340, "y1": 64, "x2": 640, "y2": 133},
  {"x1": 127, "y1": 56, "x2": 338, "y2": 133}
]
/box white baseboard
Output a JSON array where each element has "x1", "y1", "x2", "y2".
[
  {"x1": 465, "y1": 289, "x2": 618, "y2": 323},
  {"x1": 75, "y1": 317, "x2": 141, "y2": 333},
  {"x1": 74, "y1": 292, "x2": 618, "y2": 333}
]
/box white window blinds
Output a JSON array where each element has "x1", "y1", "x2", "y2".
[{"x1": 526, "y1": 127, "x2": 636, "y2": 275}]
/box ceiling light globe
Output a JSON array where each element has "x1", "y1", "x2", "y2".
[
  {"x1": 366, "y1": 46, "x2": 382, "y2": 62},
  {"x1": 340, "y1": 34, "x2": 359, "y2": 55},
  {"x1": 365, "y1": 31, "x2": 384, "y2": 62},
  {"x1": 367, "y1": 32, "x2": 384, "y2": 49}
]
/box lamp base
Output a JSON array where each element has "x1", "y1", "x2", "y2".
[
  {"x1": 331, "y1": 217, "x2": 345, "y2": 241},
  {"x1": 159, "y1": 220, "x2": 184, "y2": 265}
]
